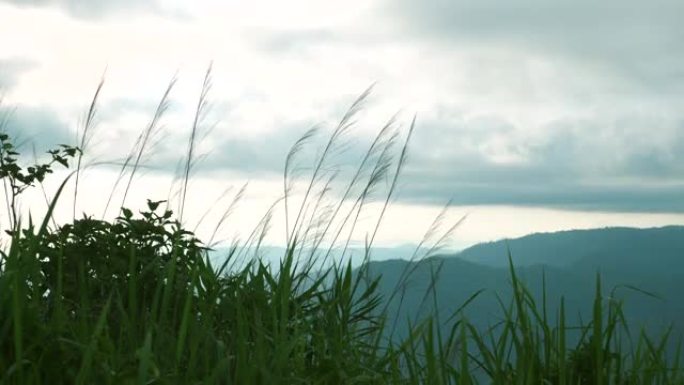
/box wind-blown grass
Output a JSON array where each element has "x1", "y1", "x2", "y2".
[{"x1": 0, "y1": 78, "x2": 682, "y2": 384}]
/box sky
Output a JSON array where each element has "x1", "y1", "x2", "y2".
[{"x1": 1, "y1": 0, "x2": 683, "y2": 252}]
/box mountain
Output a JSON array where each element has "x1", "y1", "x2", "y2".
[
  {"x1": 363, "y1": 226, "x2": 684, "y2": 348},
  {"x1": 207, "y1": 244, "x2": 426, "y2": 272},
  {"x1": 456, "y1": 226, "x2": 684, "y2": 268}
]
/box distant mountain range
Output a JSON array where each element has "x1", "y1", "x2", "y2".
[
  {"x1": 456, "y1": 226, "x2": 684, "y2": 269},
  {"x1": 363, "y1": 226, "x2": 684, "y2": 347},
  {"x1": 207, "y1": 226, "x2": 684, "y2": 346}
]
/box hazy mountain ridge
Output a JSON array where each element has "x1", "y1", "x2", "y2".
[
  {"x1": 455, "y1": 225, "x2": 684, "y2": 268},
  {"x1": 365, "y1": 226, "x2": 684, "y2": 345}
]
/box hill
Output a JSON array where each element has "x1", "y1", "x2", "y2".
[{"x1": 364, "y1": 226, "x2": 684, "y2": 348}]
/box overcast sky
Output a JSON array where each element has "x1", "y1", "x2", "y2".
[{"x1": 1, "y1": 0, "x2": 684, "y2": 250}]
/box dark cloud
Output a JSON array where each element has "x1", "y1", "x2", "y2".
[
  {"x1": 133, "y1": 118, "x2": 316, "y2": 177},
  {"x1": 389, "y1": 0, "x2": 684, "y2": 93},
  {"x1": 135, "y1": 105, "x2": 684, "y2": 213},
  {"x1": 186, "y1": 121, "x2": 364, "y2": 177},
  {"x1": 0, "y1": 105, "x2": 74, "y2": 155},
  {"x1": 201, "y1": 131, "x2": 297, "y2": 175},
  {"x1": 395, "y1": 114, "x2": 684, "y2": 212},
  {"x1": 364, "y1": 0, "x2": 684, "y2": 211},
  {"x1": 84, "y1": 106, "x2": 684, "y2": 213},
  {"x1": 0, "y1": 58, "x2": 36, "y2": 91},
  {"x1": 1, "y1": 0, "x2": 161, "y2": 19}
]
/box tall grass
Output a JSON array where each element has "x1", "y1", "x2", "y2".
[{"x1": 0, "y1": 78, "x2": 682, "y2": 384}]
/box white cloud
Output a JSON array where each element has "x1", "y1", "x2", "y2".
[
  {"x1": 0, "y1": 0, "x2": 162, "y2": 19},
  {"x1": 1, "y1": 0, "x2": 684, "y2": 245}
]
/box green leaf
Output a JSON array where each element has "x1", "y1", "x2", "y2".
[
  {"x1": 56, "y1": 157, "x2": 68, "y2": 167},
  {"x1": 147, "y1": 199, "x2": 163, "y2": 211}
]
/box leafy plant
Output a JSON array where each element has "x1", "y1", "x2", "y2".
[{"x1": 0, "y1": 132, "x2": 80, "y2": 230}]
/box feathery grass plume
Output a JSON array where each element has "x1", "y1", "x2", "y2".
[
  {"x1": 336, "y1": 127, "x2": 399, "y2": 262},
  {"x1": 101, "y1": 76, "x2": 176, "y2": 219},
  {"x1": 164, "y1": 155, "x2": 185, "y2": 213},
  {"x1": 207, "y1": 182, "x2": 247, "y2": 247},
  {"x1": 367, "y1": 114, "x2": 415, "y2": 250},
  {"x1": 179, "y1": 64, "x2": 213, "y2": 224},
  {"x1": 0, "y1": 106, "x2": 22, "y2": 231},
  {"x1": 231, "y1": 197, "x2": 282, "y2": 268},
  {"x1": 31, "y1": 144, "x2": 59, "y2": 230},
  {"x1": 285, "y1": 85, "x2": 372, "y2": 251},
  {"x1": 192, "y1": 184, "x2": 234, "y2": 234},
  {"x1": 382, "y1": 202, "x2": 468, "y2": 330},
  {"x1": 283, "y1": 126, "x2": 319, "y2": 245},
  {"x1": 0, "y1": 108, "x2": 12, "y2": 231},
  {"x1": 317, "y1": 112, "x2": 399, "y2": 262},
  {"x1": 282, "y1": 100, "x2": 404, "y2": 275},
  {"x1": 295, "y1": 170, "x2": 337, "y2": 263},
  {"x1": 72, "y1": 74, "x2": 105, "y2": 221}
]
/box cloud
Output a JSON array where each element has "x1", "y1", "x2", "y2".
[
  {"x1": 2, "y1": 0, "x2": 681, "y2": 215},
  {"x1": 359, "y1": 0, "x2": 684, "y2": 212},
  {"x1": 1, "y1": 97, "x2": 675, "y2": 214},
  {"x1": 0, "y1": 104, "x2": 74, "y2": 155},
  {"x1": 129, "y1": 103, "x2": 684, "y2": 213},
  {"x1": 181, "y1": 126, "x2": 305, "y2": 176},
  {"x1": 388, "y1": 0, "x2": 684, "y2": 93},
  {"x1": 0, "y1": 0, "x2": 161, "y2": 19},
  {"x1": 0, "y1": 58, "x2": 36, "y2": 92},
  {"x1": 162, "y1": 120, "x2": 365, "y2": 177},
  {"x1": 394, "y1": 112, "x2": 684, "y2": 212},
  {"x1": 253, "y1": 29, "x2": 342, "y2": 55}
]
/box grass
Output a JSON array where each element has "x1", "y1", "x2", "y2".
[{"x1": 0, "y1": 75, "x2": 683, "y2": 384}]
